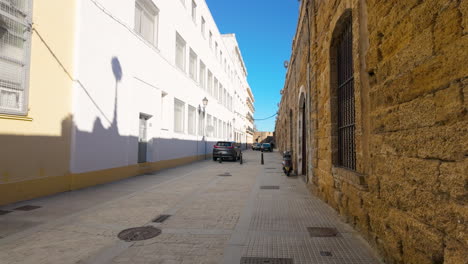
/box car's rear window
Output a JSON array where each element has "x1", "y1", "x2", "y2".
[
  {"x1": 263, "y1": 144, "x2": 271, "y2": 146},
  {"x1": 216, "y1": 142, "x2": 232, "y2": 147}
]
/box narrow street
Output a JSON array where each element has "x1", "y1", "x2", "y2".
[{"x1": 0, "y1": 151, "x2": 381, "y2": 264}]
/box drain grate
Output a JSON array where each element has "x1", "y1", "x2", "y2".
[
  {"x1": 240, "y1": 257, "x2": 293, "y2": 264},
  {"x1": 118, "y1": 226, "x2": 161, "y2": 242},
  {"x1": 218, "y1": 172, "x2": 232, "y2": 177},
  {"x1": 152, "y1": 214, "x2": 171, "y2": 223},
  {"x1": 14, "y1": 205, "x2": 41, "y2": 211},
  {"x1": 240, "y1": 257, "x2": 294, "y2": 264},
  {"x1": 320, "y1": 251, "x2": 333, "y2": 257},
  {"x1": 260, "y1": 186, "x2": 280, "y2": 190},
  {"x1": 0, "y1": 210, "x2": 12, "y2": 216},
  {"x1": 307, "y1": 227, "x2": 339, "y2": 237}
]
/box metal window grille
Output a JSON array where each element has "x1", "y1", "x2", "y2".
[
  {"x1": 213, "y1": 117, "x2": 218, "y2": 137},
  {"x1": 0, "y1": 0, "x2": 32, "y2": 115},
  {"x1": 336, "y1": 17, "x2": 356, "y2": 170}
]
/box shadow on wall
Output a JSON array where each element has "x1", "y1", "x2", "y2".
[{"x1": 0, "y1": 57, "x2": 213, "y2": 206}]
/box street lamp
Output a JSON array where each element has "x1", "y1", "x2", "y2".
[{"x1": 199, "y1": 97, "x2": 209, "y2": 160}]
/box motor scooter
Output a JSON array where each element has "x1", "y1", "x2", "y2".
[{"x1": 282, "y1": 151, "x2": 292, "y2": 176}]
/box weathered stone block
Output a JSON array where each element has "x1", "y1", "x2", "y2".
[{"x1": 439, "y1": 159, "x2": 468, "y2": 204}]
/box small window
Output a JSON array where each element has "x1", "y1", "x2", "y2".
[
  {"x1": 189, "y1": 49, "x2": 198, "y2": 81},
  {"x1": 174, "y1": 98, "x2": 185, "y2": 133},
  {"x1": 134, "y1": 0, "x2": 159, "y2": 45},
  {"x1": 199, "y1": 61, "x2": 206, "y2": 89},
  {"x1": 188, "y1": 105, "x2": 196, "y2": 135},
  {"x1": 213, "y1": 117, "x2": 218, "y2": 137},
  {"x1": 207, "y1": 70, "x2": 213, "y2": 95},
  {"x1": 209, "y1": 31, "x2": 213, "y2": 49},
  {"x1": 191, "y1": 0, "x2": 197, "y2": 23},
  {"x1": 215, "y1": 42, "x2": 218, "y2": 57},
  {"x1": 201, "y1": 17, "x2": 206, "y2": 37},
  {"x1": 198, "y1": 110, "x2": 203, "y2": 136},
  {"x1": 175, "y1": 33, "x2": 186, "y2": 71},
  {"x1": 214, "y1": 78, "x2": 219, "y2": 99}
]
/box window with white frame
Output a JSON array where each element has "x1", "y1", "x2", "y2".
[
  {"x1": 198, "y1": 110, "x2": 203, "y2": 136},
  {"x1": 218, "y1": 120, "x2": 222, "y2": 139},
  {"x1": 213, "y1": 117, "x2": 218, "y2": 138},
  {"x1": 206, "y1": 114, "x2": 212, "y2": 137},
  {"x1": 199, "y1": 61, "x2": 206, "y2": 90},
  {"x1": 0, "y1": 0, "x2": 32, "y2": 115},
  {"x1": 188, "y1": 105, "x2": 196, "y2": 135},
  {"x1": 209, "y1": 31, "x2": 213, "y2": 49},
  {"x1": 134, "y1": 0, "x2": 159, "y2": 46},
  {"x1": 207, "y1": 70, "x2": 213, "y2": 95},
  {"x1": 189, "y1": 49, "x2": 197, "y2": 81},
  {"x1": 214, "y1": 78, "x2": 219, "y2": 99},
  {"x1": 215, "y1": 42, "x2": 218, "y2": 57},
  {"x1": 191, "y1": 0, "x2": 197, "y2": 23},
  {"x1": 201, "y1": 17, "x2": 206, "y2": 37},
  {"x1": 174, "y1": 98, "x2": 185, "y2": 133},
  {"x1": 175, "y1": 33, "x2": 186, "y2": 71}
]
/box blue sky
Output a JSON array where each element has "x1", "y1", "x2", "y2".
[{"x1": 205, "y1": 0, "x2": 300, "y2": 132}]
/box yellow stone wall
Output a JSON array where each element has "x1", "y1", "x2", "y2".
[
  {"x1": 0, "y1": 0, "x2": 77, "y2": 205},
  {"x1": 276, "y1": 0, "x2": 468, "y2": 263}
]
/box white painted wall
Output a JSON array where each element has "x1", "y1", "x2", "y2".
[{"x1": 70, "y1": 0, "x2": 253, "y2": 173}]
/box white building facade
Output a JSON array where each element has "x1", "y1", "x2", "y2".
[{"x1": 70, "y1": 0, "x2": 254, "y2": 180}]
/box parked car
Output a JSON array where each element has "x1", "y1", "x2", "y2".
[
  {"x1": 261, "y1": 143, "x2": 273, "y2": 152},
  {"x1": 213, "y1": 141, "x2": 242, "y2": 161},
  {"x1": 252, "y1": 143, "x2": 261, "y2": 151}
]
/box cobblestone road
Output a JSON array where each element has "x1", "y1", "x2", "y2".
[{"x1": 0, "y1": 151, "x2": 382, "y2": 264}]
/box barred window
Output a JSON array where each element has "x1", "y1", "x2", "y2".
[
  {"x1": 0, "y1": 0, "x2": 32, "y2": 115},
  {"x1": 134, "y1": 0, "x2": 158, "y2": 46},
  {"x1": 335, "y1": 16, "x2": 356, "y2": 170},
  {"x1": 189, "y1": 49, "x2": 197, "y2": 81},
  {"x1": 175, "y1": 33, "x2": 186, "y2": 71},
  {"x1": 174, "y1": 98, "x2": 185, "y2": 133}
]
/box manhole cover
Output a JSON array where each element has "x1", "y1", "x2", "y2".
[
  {"x1": 320, "y1": 251, "x2": 332, "y2": 256},
  {"x1": 260, "y1": 186, "x2": 280, "y2": 190},
  {"x1": 307, "y1": 227, "x2": 339, "y2": 237},
  {"x1": 14, "y1": 205, "x2": 41, "y2": 211},
  {"x1": 118, "y1": 226, "x2": 161, "y2": 242},
  {"x1": 218, "y1": 172, "x2": 232, "y2": 176},
  {"x1": 0, "y1": 210, "x2": 12, "y2": 216},
  {"x1": 153, "y1": 214, "x2": 171, "y2": 223},
  {"x1": 240, "y1": 257, "x2": 293, "y2": 264}
]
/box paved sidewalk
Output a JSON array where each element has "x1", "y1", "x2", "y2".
[{"x1": 0, "y1": 151, "x2": 382, "y2": 264}]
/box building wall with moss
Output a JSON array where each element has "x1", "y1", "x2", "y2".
[{"x1": 275, "y1": 0, "x2": 467, "y2": 263}]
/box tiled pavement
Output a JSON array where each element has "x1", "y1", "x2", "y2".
[{"x1": 0, "y1": 151, "x2": 382, "y2": 264}]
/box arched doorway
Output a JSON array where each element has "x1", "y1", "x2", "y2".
[{"x1": 297, "y1": 92, "x2": 307, "y2": 175}]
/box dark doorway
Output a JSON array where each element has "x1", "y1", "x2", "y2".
[
  {"x1": 138, "y1": 113, "x2": 150, "y2": 163},
  {"x1": 301, "y1": 100, "x2": 307, "y2": 175}
]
